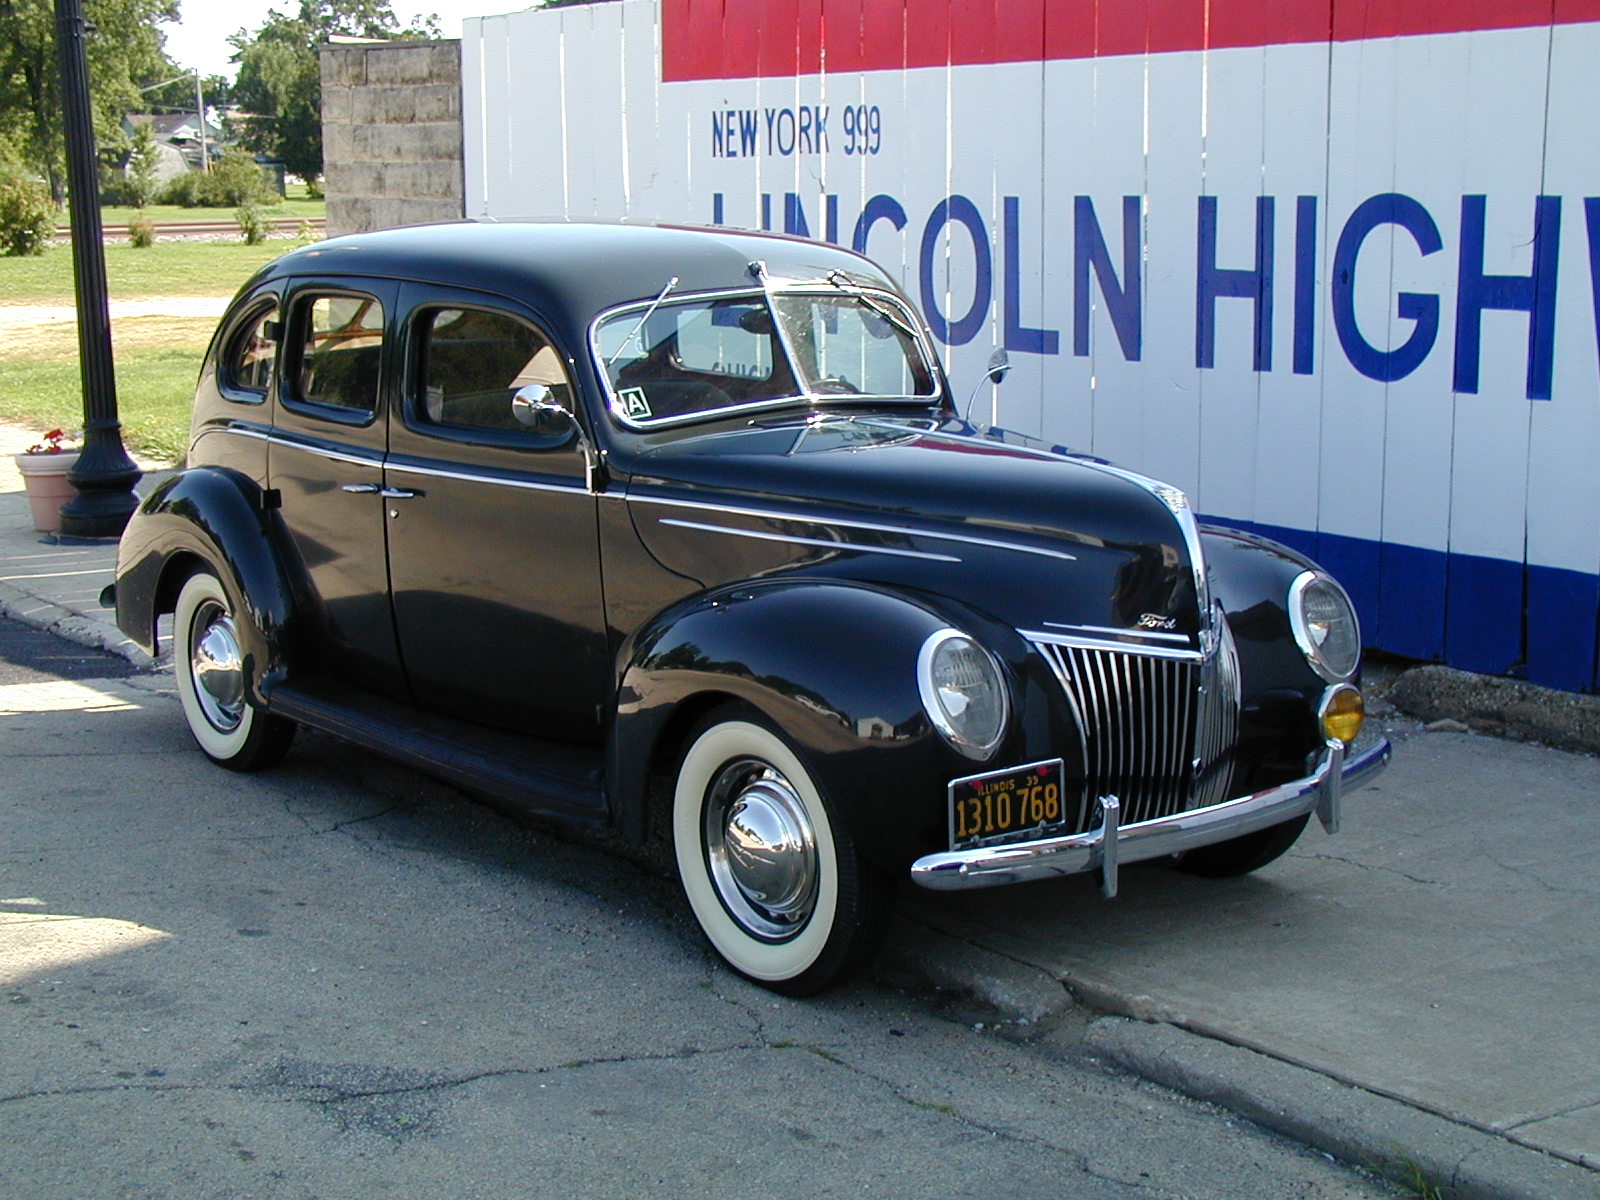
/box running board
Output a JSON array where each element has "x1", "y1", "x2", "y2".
[{"x1": 267, "y1": 677, "x2": 607, "y2": 825}]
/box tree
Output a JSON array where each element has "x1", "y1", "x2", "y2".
[
  {"x1": 0, "y1": 0, "x2": 177, "y2": 201},
  {"x1": 124, "y1": 118, "x2": 159, "y2": 206},
  {"x1": 230, "y1": 0, "x2": 438, "y2": 184}
]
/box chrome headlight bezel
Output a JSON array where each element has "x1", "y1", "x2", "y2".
[
  {"x1": 917, "y1": 628, "x2": 1009, "y2": 761},
  {"x1": 1289, "y1": 570, "x2": 1362, "y2": 682}
]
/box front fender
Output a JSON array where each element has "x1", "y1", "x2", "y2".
[
  {"x1": 609, "y1": 579, "x2": 1020, "y2": 871},
  {"x1": 1202, "y1": 525, "x2": 1340, "y2": 776},
  {"x1": 114, "y1": 467, "x2": 307, "y2": 699}
]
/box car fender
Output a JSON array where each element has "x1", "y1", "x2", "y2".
[
  {"x1": 1202, "y1": 526, "x2": 1345, "y2": 773},
  {"x1": 113, "y1": 467, "x2": 308, "y2": 701},
  {"x1": 609, "y1": 578, "x2": 1016, "y2": 870}
]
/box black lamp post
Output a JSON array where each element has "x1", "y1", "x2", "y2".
[{"x1": 53, "y1": 0, "x2": 141, "y2": 539}]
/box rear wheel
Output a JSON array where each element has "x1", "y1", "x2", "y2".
[
  {"x1": 672, "y1": 707, "x2": 891, "y2": 995},
  {"x1": 1171, "y1": 813, "x2": 1310, "y2": 878},
  {"x1": 173, "y1": 569, "x2": 294, "y2": 771}
]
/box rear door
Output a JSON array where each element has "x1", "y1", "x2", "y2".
[{"x1": 268, "y1": 279, "x2": 407, "y2": 697}]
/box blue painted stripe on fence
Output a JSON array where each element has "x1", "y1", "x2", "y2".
[{"x1": 1201, "y1": 516, "x2": 1600, "y2": 693}]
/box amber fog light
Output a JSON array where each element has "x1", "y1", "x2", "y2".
[{"x1": 1319, "y1": 683, "x2": 1365, "y2": 746}]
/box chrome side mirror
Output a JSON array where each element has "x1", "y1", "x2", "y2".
[
  {"x1": 963, "y1": 348, "x2": 1013, "y2": 422},
  {"x1": 985, "y1": 347, "x2": 1011, "y2": 385},
  {"x1": 510, "y1": 384, "x2": 576, "y2": 439}
]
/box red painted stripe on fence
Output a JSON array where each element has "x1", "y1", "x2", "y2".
[{"x1": 662, "y1": 0, "x2": 1600, "y2": 81}]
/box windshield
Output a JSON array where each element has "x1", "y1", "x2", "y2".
[{"x1": 593, "y1": 289, "x2": 938, "y2": 427}]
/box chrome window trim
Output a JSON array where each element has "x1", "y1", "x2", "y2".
[
  {"x1": 627, "y1": 493, "x2": 1079, "y2": 563},
  {"x1": 657, "y1": 518, "x2": 960, "y2": 563},
  {"x1": 589, "y1": 285, "x2": 942, "y2": 431}
]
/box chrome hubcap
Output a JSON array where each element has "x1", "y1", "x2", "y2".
[
  {"x1": 190, "y1": 600, "x2": 245, "y2": 733},
  {"x1": 704, "y1": 757, "x2": 818, "y2": 941}
]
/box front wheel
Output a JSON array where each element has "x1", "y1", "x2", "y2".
[
  {"x1": 1170, "y1": 812, "x2": 1310, "y2": 878},
  {"x1": 173, "y1": 569, "x2": 294, "y2": 772},
  {"x1": 672, "y1": 708, "x2": 891, "y2": 995}
]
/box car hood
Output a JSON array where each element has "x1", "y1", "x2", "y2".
[{"x1": 622, "y1": 417, "x2": 1209, "y2": 645}]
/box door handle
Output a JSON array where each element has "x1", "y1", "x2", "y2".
[{"x1": 340, "y1": 484, "x2": 421, "y2": 499}]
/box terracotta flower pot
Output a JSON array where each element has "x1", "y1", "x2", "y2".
[{"x1": 14, "y1": 451, "x2": 80, "y2": 533}]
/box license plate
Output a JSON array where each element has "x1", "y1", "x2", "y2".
[{"x1": 948, "y1": 759, "x2": 1068, "y2": 851}]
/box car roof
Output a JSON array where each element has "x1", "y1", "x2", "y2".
[{"x1": 249, "y1": 220, "x2": 901, "y2": 332}]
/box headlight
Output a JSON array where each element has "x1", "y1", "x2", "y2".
[
  {"x1": 1289, "y1": 571, "x2": 1362, "y2": 681},
  {"x1": 917, "y1": 629, "x2": 1008, "y2": 760}
]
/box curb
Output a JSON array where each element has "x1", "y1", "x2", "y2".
[
  {"x1": 1390, "y1": 664, "x2": 1600, "y2": 756},
  {"x1": 1081, "y1": 1017, "x2": 1598, "y2": 1200},
  {"x1": 0, "y1": 579, "x2": 157, "y2": 670}
]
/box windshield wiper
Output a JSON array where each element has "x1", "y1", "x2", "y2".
[
  {"x1": 607, "y1": 276, "x2": 679, "y2": 367},
  {"x1": 825, "y1": 271, "x2": 920, "y2": 341}
]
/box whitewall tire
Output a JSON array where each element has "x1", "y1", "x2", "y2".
[
  {"x1": 672, "y1": 709, "x2": 890, "y2": 995},
  {"x1": 173, "y1": 570, "x2": 294, "y2": 771}
]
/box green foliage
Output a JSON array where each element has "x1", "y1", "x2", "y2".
[
  {"x1": 236, "y1": 202, "x2": 272, "y2": 244},
  {"x1": 0, "y1": 0, "x2": 179, "y2": 198},
  {"x1": 0, "y1": 166, "x2": 56, "y2": 256},
  {"x1": 127, "y1": 211, "x2": 155, "y2": 247},
  {"x1": 229, "y1": 0, "x2": 441, "y2": 183},
  {"x1": 125, "y1": 122, "x2": 161, "y2": 208},
  {"x1": 160, "y1": 148, "x2": 280, "y2": 208}
]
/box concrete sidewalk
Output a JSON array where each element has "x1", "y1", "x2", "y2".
[{"x1": 1, "y1": 420, "x2": 1596, "y2": 1200}]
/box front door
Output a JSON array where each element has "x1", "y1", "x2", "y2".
[{"x1": 382, "y1": 286, "x2": 610, "y2": 743}]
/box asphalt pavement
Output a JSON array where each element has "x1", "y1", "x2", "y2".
[{"x1": 1, "y1": 421, "x2": 1596, "y2": 1200}]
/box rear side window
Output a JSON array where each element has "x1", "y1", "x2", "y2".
[
  {"x1": 219, "y1": 304, "x2": 277, "y2": 399},
  {"x1": 290, "y1": 293, "x2": 385, "y2": 414},
  {"x1": 418, "y1": 307, "x2": 573, "y2": 433}
]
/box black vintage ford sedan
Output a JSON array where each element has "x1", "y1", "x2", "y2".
[{"x1": 111, "y1": 221, "x2": 1389, "y2": 993}]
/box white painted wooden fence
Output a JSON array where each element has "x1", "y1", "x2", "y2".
[{"x1": 462, "y1": 0, "x2": 1600, "y2": 691}]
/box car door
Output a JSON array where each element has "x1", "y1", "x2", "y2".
[
  {"x1": 382, "y1": 286, "x2": 609, "y2": 743},
  {"x1": 268, "y1": 278, "x2": 408, "y2": 697}
]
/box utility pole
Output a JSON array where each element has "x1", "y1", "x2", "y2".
[{"x1": 53, "y1": 0, "x2": 141, "y2": 539}]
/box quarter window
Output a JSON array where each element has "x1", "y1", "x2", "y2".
[
  {"x1": 220, "y1": 304, "x2": 277, "y2": 397},
  {"x1": 418, "y1": 307, "x2": 572, "y2": 433},
  {"x1": 292, "y1": 294, "x2": 385, "y2": 413}
]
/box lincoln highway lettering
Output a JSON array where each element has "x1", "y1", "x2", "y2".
[{"x1": 710, "y1": 189, "x2": 1592, "y2": 402}]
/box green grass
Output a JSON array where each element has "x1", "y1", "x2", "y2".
[
  {"x1": 0, "y1": 238, "x2": 316, "y2": 462},
  {"x1": 0, "y1": 350, "x2": 196, "y2": 464},
  {"x1": 0, "y1": 240, "x2": 290, "y2": 304},
  {"x1": 95, "y1": 195, "x2": 326, "y2": 227}
]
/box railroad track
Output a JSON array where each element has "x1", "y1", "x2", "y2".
[{"x1": 56, "y1": 216, "x2": 326, "y2": 240}]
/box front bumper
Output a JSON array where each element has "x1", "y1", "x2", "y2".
[{"x1": 909, "y1": 730, "x2": 1391, "y2": 895}]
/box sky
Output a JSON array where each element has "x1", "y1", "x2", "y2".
[{"x1": 158, "y1": 0, "x2": 531, "y2": 80}]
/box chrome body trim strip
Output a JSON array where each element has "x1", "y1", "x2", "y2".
[
  {"x1": 1042, "y1": 621, "x2": 1194, "y2": 645},
  {"x1": 1022, "y1": 629, "x2": 1205, "y2": 662},
  {"x1": 385, "y1": 460, "x2": 590, "y2": 495},
  {"x1": 628, "y1": 493, "x2": 1079, "y2": 563},
  {"x1": 658, "y1": 518, "x2": 960, "y2": 562},
  {"x1": 909, "y1": 732, "x2": 1391, "y2": 891}
]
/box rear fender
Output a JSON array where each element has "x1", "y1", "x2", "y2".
[{"x1": 114, "y1": 467, "x2": 308, "y2": 701}]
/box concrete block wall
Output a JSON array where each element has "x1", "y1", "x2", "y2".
[{"x1": 319, "y1": 40, "x2": 465, "y2": 236}]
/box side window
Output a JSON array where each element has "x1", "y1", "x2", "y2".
[
  {"x1": 418, "y1": 307, "x2": 573, "y2": 433},
  {"x1": 220, "y1": 304, "x2": 277, "y2": 399},
  {"x1": 290, "y1": 293, "x2": 385, "y2": 414}
]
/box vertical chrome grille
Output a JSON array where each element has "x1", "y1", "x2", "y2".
[{"x1": 1034, "y1": 624, "x2": 1240, "y2": 831}]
